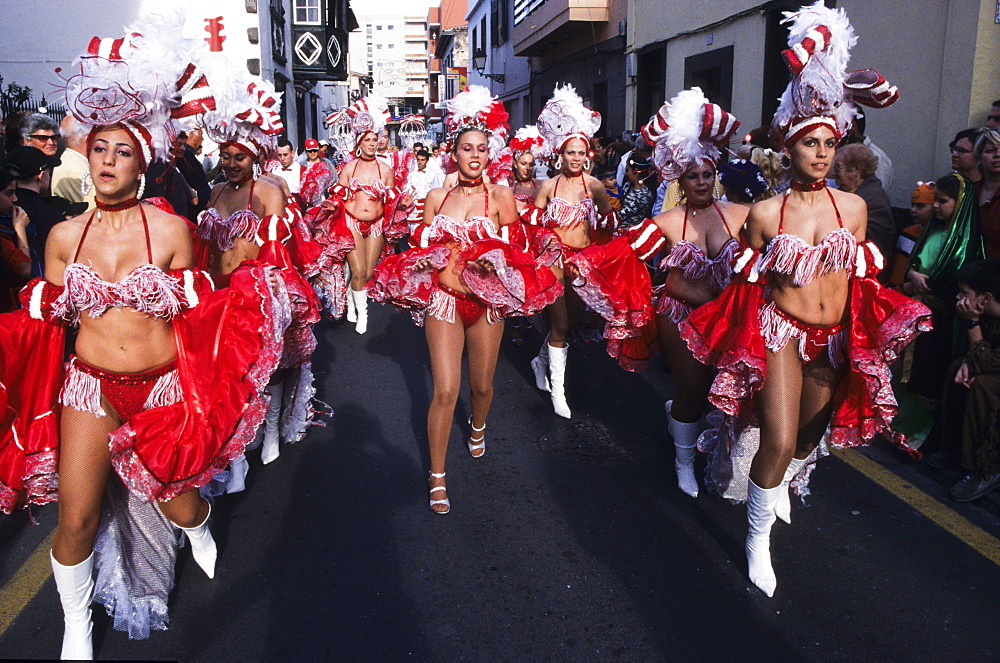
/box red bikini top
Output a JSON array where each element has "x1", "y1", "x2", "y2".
[
  {"x1": 663, "y1": 201, "x2": 739, "y2": 288},
  {"x1": 543, "y1": 175, "x2": 595, "y2": 229},
  {"x1": 423, "y1": 185, "x2": 500, "y2": 249},
  {"x1": 24, "y1": 205, "x2": 213, "y2": 325},
  {"x1": 759, "y1": 189, "x2": 857, "y2": 286},
  {"x1": 198, "y1": 179, "x2": 291, "y2": 251}
]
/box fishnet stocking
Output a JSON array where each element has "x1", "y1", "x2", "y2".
[
  {"x1": 750, "y1": 339, "x2": 844, "y2": 488},
  {"x1": 659, "y1": 316, "x2": 714, "y2": 423},
  {"x1": 347, "y1": 229, "x2": 385, "y2": 289},
  {"x1": 52, "y1": 404, "x2": 119, "y2": 565},
  {"x1": 545, "y1": 266, "x2": 581, "y2": 348}
]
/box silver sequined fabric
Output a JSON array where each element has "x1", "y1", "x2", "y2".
[{"x1": 93, "y1": 477, "x2": 178, "y2": 639}]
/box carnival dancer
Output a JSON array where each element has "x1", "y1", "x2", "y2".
[
  {"x1": 317, "y1": 94, "x2": 401, "y2": 333},
  {"x1": 198, "y1": 70, "x2": 322, "y2": 468},
  {"x1": 523, "y1": 85, "x2": 660, "y2": 417},
  {"x1": 368, "y1": 85, "x2": 561, "y2": 513},
  {"x1": 642, "y1": 88, "x2": 747, "y2": 498},
  {"x1": 509, "y1": 125, "x2": 545, "y2": 213},
  {"x1": 0, "y1": 17, "x2": 286, "y2": 656},
  {"x1": 679, "y1": 1, "x2": 930, "y2": 597}
]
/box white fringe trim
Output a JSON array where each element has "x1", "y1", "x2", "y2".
[
  {"x1": 143, "y1": 371, "x2": 182, "y2": 410},
  {"x1": 426, "y1": 288, "x2": 456, "y2": 324},
  {"x1": 60, "y1": 358, "x2": 107, "y2": 418}
]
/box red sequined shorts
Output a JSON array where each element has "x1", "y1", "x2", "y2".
[
  {"x1": 59, "y1": 355, "x2": 183, "y2": 421},
  {"x1": 345, "y1": 211, "x2": 386, "y2": 238},
  {"x1": 759, "y1": 300, "x2": 848, "y2": 365},
  {"x1": 427, "y1": 285, "x2": 490, "y2": 328}
]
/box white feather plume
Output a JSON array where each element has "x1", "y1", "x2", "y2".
[
  {"x1": 537, "y1": 84, "x2": 601, "y2": 154},
  {"x1": 649, "y1": 88, "x2": 722, "y2": 182},
  {"x1": 772, "y1": 0, "x2": 859, "y2": 142}
]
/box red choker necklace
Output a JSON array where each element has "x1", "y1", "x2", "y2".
[
  {"x1": 95, "y1": 197, "x2": 140, "y2": 212},
  {"x1": 564, "y1": 170, "x2": 584, "y2": 178},
  {"x1": 357, "y1": 154, "x2": 376, "y2": 162},
  {"x1": 458, "y1": 178, "x2": 483, "y2": 188},
  {"x1": 515, "y1": 174, "x2": 533, "y2": 183},
  {"x1": 687, "y1": 198, "x2": 713, "y2": 211},
  {"x1": 791, "y1": 179, "x2": 827, "y2": 192}
]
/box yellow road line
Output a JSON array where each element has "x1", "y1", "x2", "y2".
[
  {"x1": 0, "y1": 529, "x2": 54, "y2": 638},
  {"x1": 835, "y1": 448, "x2": 1000, "y2": 566}
]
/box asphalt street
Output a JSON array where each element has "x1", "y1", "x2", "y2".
[{"x1": 1, "y1": 301, "x2": 999, "y2": 661}]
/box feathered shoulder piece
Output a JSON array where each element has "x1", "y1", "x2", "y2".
[
  {"x1": 772, "y1": 0, "x2": 898, "y2": 147},
  {"x1": 445, "y1": 85, "x2": 510, "y2": 161},
  {"x1": 537, "y1": 84, "x2": 601, "y2": 155},
  {"x1": 641, "y1": 87, "x2": 740, "y2": 181},
  {"x1": 510, "y1": 125, "x2": 547, "y2": 160}
]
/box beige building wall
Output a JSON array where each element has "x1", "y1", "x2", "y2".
[{"x1": 629, "y1": 0, "x2": 1000, "y2": 205}]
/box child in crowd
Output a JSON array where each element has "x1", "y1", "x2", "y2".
[
  {"x1": 888, "y1": 181, "x2": 936, "y2": 289},
  {"x1": 594, "y1": 165, "x2": 621, "y2": 211}
]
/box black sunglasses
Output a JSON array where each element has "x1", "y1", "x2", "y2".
[{"x1": 28, "y1": 134, "x2": 60, "y2": 142}]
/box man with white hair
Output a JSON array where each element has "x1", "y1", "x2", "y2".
[{"x1": 50, "y1": 114, "x2": 95, "y2": 205}]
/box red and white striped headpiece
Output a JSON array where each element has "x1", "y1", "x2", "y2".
[
  {"x1": 172, "y1": 63, "x2": 216, "y2": 119},
  {"x1": 772, "y1": 2, "x2": 898, "y2": 148},
  {"x1": 642, "y1": 87, "x2": 740, "y2": 181}
]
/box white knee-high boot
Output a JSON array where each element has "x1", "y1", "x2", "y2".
[
  {"x1": 668, "y1": 410, "x2": 700, "y2": 498},
  {"x1": 548, "y1": 344, "x2": 571, "y2": 418},
  {"x1": 261, "y1": 382, "x2": 283, "y2": 465},
  {"x1": 746, "y1": 479, "x2": 781, "y2": 597},
  {"x1": 775, "y1": 457, "x2": 807, "y2": 524},
  {"x1": 178, "y1": 504, "x2": 217, "y2": 579},
  {"x1": 51, "y1": 552, "x2": 94, "y2": 660},
  {"x1": 352, "y1": 289, "x2": 368, "y2": 334},
  {"x1": 345, "y1": 264, "x2": 357, "y2": 322},
  {"x1": 531, "y1": 339, "x2": 551, "y2": 392}
]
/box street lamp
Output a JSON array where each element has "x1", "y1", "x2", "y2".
[{"x1": 472, "y1": 49, "x2": 505, "y2": 84}]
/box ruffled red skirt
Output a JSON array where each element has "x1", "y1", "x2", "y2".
[
  {"x1": 0, "y1": 264, "x2": 285, "y2": 511},
  {"x1": 368, "y1": 238, "x2": 562, "y2": 325},
  {"x1": 679, "y1": 276, "x2": 932, "y2": 449},
  {"x1": 565, "y1": 236, "x2": 659, "y2": 372},
  {"x1": 305, "y1": 204, "x2": 357, "y2": 319}
]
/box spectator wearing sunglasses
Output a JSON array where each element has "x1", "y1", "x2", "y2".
[
  {"x1": 950, "y1": 128, "x2": 983, "y2": 186},
  {"x1": 20, "y1": 113, "x2": 61, "y2": 157}
]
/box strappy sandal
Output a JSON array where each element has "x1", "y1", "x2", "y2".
[
  {"x1": 468, "y1": 418, "x2": 486, "y2": 458},
  {"x1": 429, "y1": 472, "x2": 450, "y2": 514}
]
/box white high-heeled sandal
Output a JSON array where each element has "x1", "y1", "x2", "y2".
[
  {"x1": 429, "y1": 472, "x2": 450, "y2": 514},
  {"x1": 468, "y1": 418, "x2": 486, "y2": 458}
]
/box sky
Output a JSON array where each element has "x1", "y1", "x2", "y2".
[{"x1": 351, "y1": 0, "x2": 439, "y2": 16}]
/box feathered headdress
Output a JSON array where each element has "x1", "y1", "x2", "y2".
[
  {"x1": 509, "y1": 125, "x2": 547, "y2": 161},
  {"x1": 641, "y1": 87, "x2": 740, "y2": 181},
  {"x1": 200, "y1": 60, "x2": 284, "y2": 161},
  {"x1": 343, "y1": 92, "x2": 390, "y2": 139},
  {"x1": 772, "y1": 0, "x2": 899, "y2": 147},
  {"x1": 445, "y1": 85, "x2": 510, "y2": 161},
  {"x1": 62, "y1": 10, "x2": 217, "y2": 170},
  {"x1": 536, "y1": 84, "x2": 601, "y2": 156}
]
